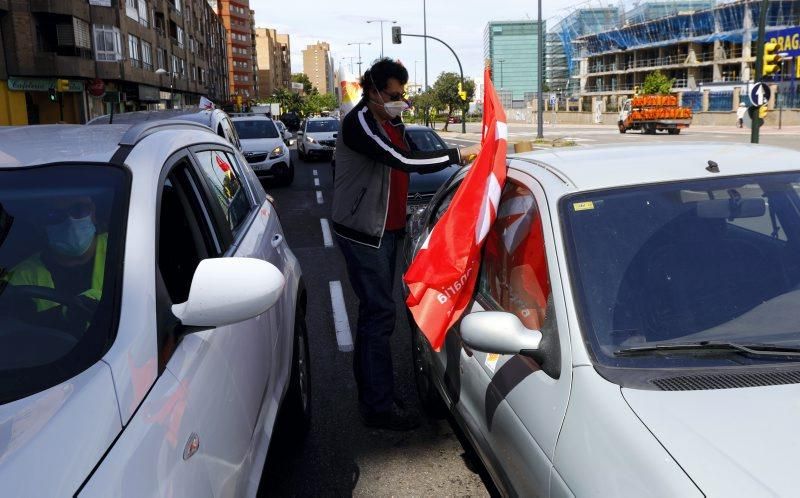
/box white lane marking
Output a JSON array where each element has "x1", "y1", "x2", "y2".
[
  {"x1": 320, "y1": 218, "x2": 333, "y2": 247},
  {"x1": 313, "y1": 169, "x2": 318, "y2": 176},
  {"x1": 314, "y1": 178, "x2": 320, "y2": 187},
  {"x1": 316, "y1": 190, "x2": 324, "y2": 204},
  {"x1": 329, "y1": 281, "x2": 353, "y2": 352}
]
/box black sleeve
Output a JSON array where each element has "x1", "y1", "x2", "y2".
[{"x1": 342, "y1": 106, "x2": 461, "y2": 174}]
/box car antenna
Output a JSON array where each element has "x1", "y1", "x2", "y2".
[{"x1": 706, "y1": 160, "x2": 720, "y2": 173}]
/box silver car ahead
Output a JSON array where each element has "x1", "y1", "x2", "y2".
[{"x1": 405, "y1": 142, "x2": 800, "y2": 497}]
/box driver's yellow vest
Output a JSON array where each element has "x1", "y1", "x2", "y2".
[{"x1": 6, "y1": 234, "x2": 107, "y2": 312}]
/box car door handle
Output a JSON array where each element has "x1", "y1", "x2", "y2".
[{"x1": 271, "y1": 234, "x2": 283, "y2": 248}]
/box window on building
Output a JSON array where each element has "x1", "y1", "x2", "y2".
[
  {"x1": 125, "y1": 0, "x2": 139, "y2": 20},
  {"x1": 93, "y1": 24, "x2": 123, "y2": 62},
  {"x1": 171, "y1": 54, "x2": 179, "y2": 74},
  {"x1": 141, "y1": 40, "x2": 153, "y2": 70},
  {"x1": 128, "y1": 34, "x2": 140, "y2": 67},
  {"x1": 137, "y1": 0, "x2": 149, "y2": 27},
  {"x1": 176, "y1": 26, "x2": 184, "y2": 47},
  {"x1": 157, "y1": 48, "x2": 165, "y2": 70}
]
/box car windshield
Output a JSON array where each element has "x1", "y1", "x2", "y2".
[
  {"x1": 562, "y1": 172, "x2": 800, "y2": 369},
  {"x1": 0, "y1": 165, "x2": 128, "y2": 403},
  {"x1": 306, "y1": 120, "x2": 339, "y2": 133},
  {"x1": 233, "y1": 120, "x2": 279, "y2": 139},
  {"x1": 407, "y1": 130, "x2": 446, "y2": 152}
]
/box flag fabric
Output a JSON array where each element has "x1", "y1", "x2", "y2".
[
  {"x1": 338, "y1": 64, "x2": 362, "y2": 118},
  {"x1": 403, "y1": 68, "x2": 508, "y2": 351},
  {"x1": 199, "y1": 96, "x2": 215, "y2": 110}
]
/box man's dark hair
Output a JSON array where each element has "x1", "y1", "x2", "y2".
[{"x1": 361, "y1": 58, "x2": 408, "y2": 99}]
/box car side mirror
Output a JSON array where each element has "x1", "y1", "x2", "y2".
[
  {"x1": 172, "y1": 258, "x2": 285, "y2": 328},
  {"x1": 460, "y1": 311, "x2": 542, "y2": 354}
]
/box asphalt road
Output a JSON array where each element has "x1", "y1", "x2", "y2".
[{"x1": 255, "y1": 149, "x2": 492, "y2": 497}]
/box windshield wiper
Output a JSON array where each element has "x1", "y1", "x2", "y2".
[{"x1": 615, "y1": 341, "x2": 800, "y2": 358}]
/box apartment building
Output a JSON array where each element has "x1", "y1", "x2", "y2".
[
  {"x1": 255, "y1": 28, "x2": 290, "y2": 98},
  {"x1": 302, "y1": 41, "x2": 333, "y2": 95},
  {"x1": 214, "y1": 0, "x2": 256, "y2": 100},
  {"x1": 0, "y1": 0, "x2": 229, "y2": 125}
]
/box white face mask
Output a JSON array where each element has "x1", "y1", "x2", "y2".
[{"x1": 383, "y1": 100, "x2": 409, "y2": 118}]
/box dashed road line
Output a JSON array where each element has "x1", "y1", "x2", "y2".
[
  {"x1": 316, "y1": 190, "x2": 324, "y2": 204},
  {"x1": 314, "y1": 178, "x2": 320, "y2": 187},
  {"x1": 313, "y1": 169, "x2": 318, "y2": 176},
  {"x1": 320, "y1": 218, "x2": 333, "y2": 247},
  {"x1": 329, "y1": 281, "x2": 353, "y2": 352}
]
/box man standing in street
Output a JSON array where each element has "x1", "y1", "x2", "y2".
[{"x1": 332, "y1": 58, "x2": 480, "y2": 431}]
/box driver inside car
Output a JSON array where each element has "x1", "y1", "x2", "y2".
[{"x1": 6, "y1": 195, "x2": 106, "y2": 328}]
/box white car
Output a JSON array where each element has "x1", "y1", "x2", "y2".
[
  {"x1": 406, "y1": 143, "x2": 800, "y2": 497},
  {"x1": 297, "y1": 117, "x2": 339, "y2": 161},
  {"x1": 0, "y1": 122, "x2": 310, "y2": 497},
  {"x1": 231, "y1": 116, "x2": 294, "y2": 186}
]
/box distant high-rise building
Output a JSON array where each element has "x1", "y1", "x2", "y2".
[
  {"x1": 255, "y1": 29, "x2": 291, "y2": 97},
  {"x1": 625, "y1": 0, "x2": 717, "y2": 24},
  {"x1": 484, "y1": 21, "x2": 546, "y2": 108},
  {"x1": 214, "y1": 0, "x2": 257, "y2": 100},
  {"x1": 302, "y1": 42, "x2": 334, "y2": 95}
]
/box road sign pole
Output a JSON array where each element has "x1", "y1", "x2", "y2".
[{"x1": 751, "y1": 0, "x2": 769, "y2": 144}]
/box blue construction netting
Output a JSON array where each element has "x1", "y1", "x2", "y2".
[
  {"x1": 709, "y1": 91, "x2": 734, "y2": 111},
  {"x1": 578, "y1": 0, "x2": 800, "y2": 55},
  {"x1": 683, "y1": 91, "x2": 704, "y2": 111}
]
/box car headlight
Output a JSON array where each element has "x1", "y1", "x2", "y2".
[
  {"x1": 269, "y1": 146, "x2": 285, "y2": 159},
  {"x1": 306, "y1": 136, "x2": 316, "y2": 143}
]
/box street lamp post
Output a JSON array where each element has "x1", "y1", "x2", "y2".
[
  {"x1": 347, "y1": 42, "x2": 372, "y2": 77},
  {"x1": 156, "y1": 68, "x2": 175, "y2": 109},
  {"x1": 366, "y1": 19, "x2": 397, "y2": 59},
  {"x1": 414, "y1": 60, "x2": 422, "y2": 93},
  {"x1": 536, "y1": 0, "x2": 544, "y2": 139}
]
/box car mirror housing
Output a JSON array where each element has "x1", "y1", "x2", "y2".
[
  {"x1": 461, "y1": 311, "x2": 542, "y2": 355},
  {"x1": 172, "y1": 257, "x2": 285, "y2": 328}
]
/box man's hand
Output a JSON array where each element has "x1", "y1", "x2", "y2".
[{"x1": 459, "y1": 144, "x2": 481, "y2": 166}]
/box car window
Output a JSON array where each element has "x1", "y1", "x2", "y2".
[
  {"x1": 306, "y1": 120, "x2": 339, "y2": 133},
  {"x1": 562, "y1": 172, "x2": 800, "y2": 368},
  {"x1": 233, "y1": 120, "x2": 280, "y2": 139},
  {"x1": 479, "y1": 182, "x2": 553, "y2": 332},
  {"x1": 193, "y1": 149, "x2": 253, "y2": 239},
  {"x1": 407, "y1": 130, "x2": 446, "y2": 152},
  {"x1": 0, "y1": 164, "x2": 129, "y2": 404}
]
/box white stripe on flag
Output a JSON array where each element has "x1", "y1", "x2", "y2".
[
  {"x1": 476, "y1": 173, "x2": 502, "y2": 243},
  {"x1": 496, "y1": 122, "x2": 508, "y2": 141},
  {"x1": 329, "y1": 281, "x2": 353, "y2": 352}
]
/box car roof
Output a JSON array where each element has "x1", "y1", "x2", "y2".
[
  {"x1": 511, "y1": 143, "x2": 799, "y2": 192},
  {"x1": 0, "y1": 125, "x2": 130, "y2": 167},
  {"x1": 405, "y1": 124, "x2": 434, "y2": 132},
  {"x1": 231, "y1": 115, "x2": 273, "y2": 122},
  {"x1": 307, "y1": 116, "x2": 337, "y2": 121},
  {"x1": 87, "y1": 108, "x2": 224, "y2": 128}
]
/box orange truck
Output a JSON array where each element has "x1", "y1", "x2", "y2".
[{"x1": 618, "y1": 94, "x2": 693, "y2": 135}]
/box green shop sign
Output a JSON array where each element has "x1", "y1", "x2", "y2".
[{"x1": 8, "y1": 77, "x2": 84, "y2": 92}]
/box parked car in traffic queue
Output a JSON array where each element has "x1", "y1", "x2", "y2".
[
  {"x1": 404, "y1": 142, "x2": 800, "y2": 497},
  {"x1": 231, "y1": 115, "x2": 294, "y2": 186},
  {"x1": 404, "y1": 124, "x2": 461, "y2": 219},
  {"x1": 297, "y1": 117, "x2": 339, "y2": 161},
  {"x1": 0, "y1": 122, "x2": 310, "y2": 497}
]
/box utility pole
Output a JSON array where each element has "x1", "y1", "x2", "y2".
[
  {"x1": 366, "y1": 19, "x2": 397, "y2": 59},
  {"x1": 347, "y1": 42, "x2": 372, "y2": 77},
  {"x1": 537, "y1": 0, "x2": 544, "y2": 139},
  {"x1": 751, "y1": 0, "x2": 769, "y2": 144},
  {"x1": 423, "y1": 0, "x2": 429, "y2": 126}
]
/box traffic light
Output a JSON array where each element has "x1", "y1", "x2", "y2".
[
  {"x1": 763, "y1": 42, "x2": 782, "y2": 77},
  {"x1": 55, "y1": 79, "x2": 70, "y2": 92},
  {"x1": 458, "y1": 82, "x2": 467, "y2": 101},
  {"x1": 391, "y1": 26, "x2": 401, "y2": 44},
  {"x1": 48, "y1": 87, "x2": 57, "y2": 102}
]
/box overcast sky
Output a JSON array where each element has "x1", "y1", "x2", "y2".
[{"x1": 251, "y1": 0, "x2": 604, "y2": 88}]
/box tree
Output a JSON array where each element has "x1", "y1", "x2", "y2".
[
  {"x1": 304, "y1": 92, "x2": 338, "y2": 116},
  {"x1": 431, "y1": 72, "x2": 475, "y2": 131},
  {"x1": 291, "y1": 73, "x2": 316, "y2": 95},
  {"x1": 642, "y1": 70, "x2": 675, "y2": 94},
  {"x1": 409, "y1": 89, "x2": 438, "y2": 124},
  {"x1": 270, "y1": 88, "x2": 304, "y2": 115}
]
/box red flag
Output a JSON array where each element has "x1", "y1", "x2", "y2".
[
  {"x1": 215, "y1": 154, "x2": 231, "y2": 173},
  {"x1": 403, "y1": 68, "x2": 508, "y2": 351}
]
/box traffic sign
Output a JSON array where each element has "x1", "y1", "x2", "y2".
[
  {"x1": 549, "y1": 93, "x2": 557, "y2": 106},
  {"x1": 750, "y1": 82, "x2": 771, "y2": 106}
]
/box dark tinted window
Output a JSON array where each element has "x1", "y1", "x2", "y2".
[
  {"x1": 0, "y1": 165, "x2": 129, "y2": 403},
  {"x1": 306, "y1": 120, "x2": 339, "y2": 133},
  {"x1": 407, "y1": 130, "x2": 446, "y2": 152},
  {"x1": 233, "y1": 120, "x2": 279, "y2": 139}
]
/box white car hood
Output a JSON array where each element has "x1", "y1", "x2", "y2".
[
  {"x1": 623, "y1": 381, "x2": 800, "y2": 496},
  {"x1": 240, "y1": 137, "x2": 284, "y2": 153},
  {"x1": 0, "y1": 362, "x2": 121, "y2": 495},
  {"x1": 306, "y1": 131, "x2": 337, "y2": 141}
]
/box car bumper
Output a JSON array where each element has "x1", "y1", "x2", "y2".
[
  {"x1": 303, "y1": 142, "x2": 335, "y2": 155},
  {"x1": 245, "y1": 155, "x2": 292, "y2": 177}
]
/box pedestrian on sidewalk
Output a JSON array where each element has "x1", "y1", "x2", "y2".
[
  {"x1": 737, "y1": 102, "x2": 747, "y2": 128},
  {"x1": 332, "y1": 58, "x2": 480, "y2": 431}
]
